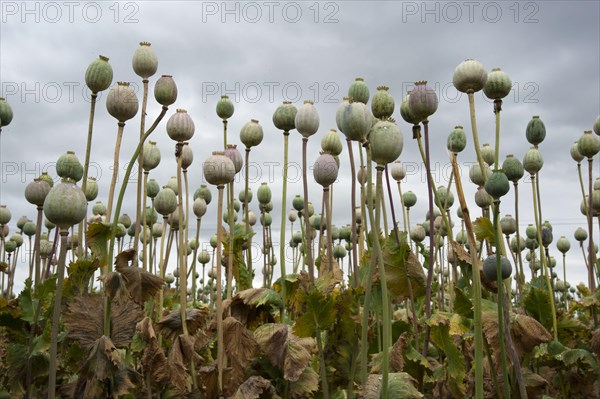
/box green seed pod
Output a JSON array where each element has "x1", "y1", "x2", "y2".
[
  {"x1": 151, "y1": 222, "x2": 162, "y2": 238},
  {"x1": 38, "y1": 172, "x2": 54, "y2": 188},
  {"x1": 106, "y1": 82, "x2": 139, "y2": 122},
  {"x1": 25, "y1": 178, "x2": 51, "y2": 207},
  {"x1": 56, "y1": 151, "x2": 83, "y2": 182},
  {"x1": 335, "y1": 97, "x2": 351, "y2": 133},
  {"x1": 244, "y1": 211, "x2": 257, "y2": 226},
  {"x1": 500, "y1": 214, "x2": 516, "y2": 236},
  {"x1": 216, "y1": 95, "x2": 234, "y2": 120},
  {"x1": 555, "y1": 280, "x2": 566, "y2": 292},
  {"x1": 224, "y1": 144, "x2": 243, "y2": 173},
  {"x1": 256, "y1": 182, "x2": 272, "y2": 205},
  {"x1": 85, "y1": 55, "x2": 113, "y2": 94},
  {"x1": 273, "y1": 100, "x2": 297, "y2": 132},
  {"x1": 146, "y1": 179, "x2": 160, "y2": 199},
  {"x1": 371, "y1": 86, "x2": 395, "y2": 119},
  {"x1": 356, "y1": 166, "x2": 367, "y2": 185},
  {"x1": 574, "y1": 227, "x2": 588, "y2": 242},
  {"x1": 239, "y1": 189, "x2": 253, "y2": 206},
  {"x1": 437, "y1": 186, "x2": 454, "y2": 209},
  {"x1": 155, "y1": 187, "x2": 178, "y2": 216},
  {"x1": 4, "y1": 239, "x2": 17, "y2": 253},
  {"x1": 474, "y1": 186, "x2": 492, "y2": 208},
  {"x1": 408, "y1": 81, "x2": 438, "y2": 122},
  {"x1": 118, "y1": 214, "x2": 131, "y2": 229},
  {"x1": 197, "y1": 249, "x2": 211, "y2": 265},
  {"x1": 549, "y1": 257, "x2": 557, "y2": 268},
  {"x1": 425, "y1": 208, "x2": 441, "y2": 221},
  {"x1": 313, "y1": 152, "x2": 339, "y2": 187},
  {"x1": 232, "y1": 199, "x2": 241, "y2": 212},
  {"x1": 578, "y1": 130, "x2": 600, "y2": 159},
  {"x1": 240, "y1": 119, "x2": 264, "y2": 148},
  {"x1": 288, "y1": 210, "x2": 297, "y2": 223},
  {"x1": 43, "y1": 179, "x2": 87, "y2": 229},
  {"x1": 390, "y1": 161, "x2": 406, "y2": 182},
  {"x1": 484, "y1": 170, "x2": 510, "y2": 199},
  {"x1": 469, "y1": 162, "x2": 491, "y2": 186},
  {"x1": 143, "y1": 141, "x2": 161, "y2": 171},
  {"x1": 132, "y1": 41, "x2": 158, "y2": 79},
  {"x1": 455, "y1": 230, "x2": 467, "y2": 245},
  {"x1": 447, "y1": 125, "x2": 467, "y2": 153},
  {"x1": 511, "y1": 235, "x2": 526, "y2": 253},
  {"x1": 452, "y1": 59, "x2": 488, "y2": 93},
  {"x1": 143, "y1": 207, "x2": 158, "y2": 226},
  {"x1": 10, "y1": 232, "x2": 23, "y2": 247},
  {"x1": 580, "y1": 195, "x2": 598, "y2": 217},
  {"x1": 194, "y1": 185, "x2": 212, "y2": 205},
  {"x1": 483, "y1": 67, "x2": 512, "y2": 100},
  {"x1": 525, "y1": 224, "x2": 537, "y2": 240},
  {"x1": 164, "y1": 176, "x2": 178, "y2": 193},
  {"x1": 260, "y1": 212, "x2": 272, "y2": 227},
  {"x1": 483, "y1": 254, "x2": 512, "y2": 281},
  {"x1": 570, "y1": 142, "x2": 584, "y2": 163},
  {"x1": 541, "y1": 226, "x2": 553, "y2": 247},
  {"x1": 84, "y1": 177, "x2": 98, "y2": 202},
  {"x1": 23, "y1": 221, "x2": 36, "y2": 237},
  {"x1": 292, "y1": 195, "x2": 304, "y2": 212},
  {"x1": 456, "y1": 206, "x2": 463, "y2": 219},
  {"x1": 168, "y1": 209, "x2": 185, "y2": 230},
  {"x1": 333, "y1": 244, "x2": 347, "y2": 259},
  {"x1": 525, "y1": 116, "x2": 546, "y2": 146},
  {"x1": 502, "y1": 155, "x2": 524, "y2": 183},
  {"x1": 192, "y1": 197, "x2": 207, "y2": 219},
  {"x1": 16, "y1": 216, "x2": 29, "y2": 231},
  {"x1": 523, "y1": 147, "x2": 543, "y2": 175},
  {"x1": 115, "y1": 223, "x2": 127, "y2": 239},
  {"x1": 154, "y1": 75, "x2": 177, "y2": 106},
  {"x1": 410, "y1": 224, "x2": 426, "y2": 243},
  {"x1": 594, "y1": 115, "x2": 600, "y2": 136},
  {"x1": 167, "y1": 109, "x2": 195, "y2": 142},
  {"x1": 525, "y1": 237, "x2": 539, "y2": 250},
  {"x1": 399, "y1": 92, "x2": 420, "y2": 125},
  {"x1": 341, "y1": 100, "x2": 371, "y2": 142},
  {"x1": 370, "y1": 119, "x2": 403, "y2": 166},
  {"x1": 481, "y1": 144, "x2": 495, "y2": 166},
  {"x1": 348, "y1": 77, "x2": 370, "y2": 104},
  {"x1": 204, "y1": 151, "x2": 236, "y2": 186},
  {"x1": 592, "y1": 189, "x2": 600, "y2": 213},
  {"x1": 92, "y1": 201, "x2": 106, "y2": 216},
  {"x1": 307, "y1": 202, "x2": 315, "y2": 217},
  {"x1": 321, "y1": 129, "x2": 343, "y2": 156},
  {"x1": 403, "y1": 191, "x2": 417, "y2": 208},
  {"x1": 164, "y1": 273, "x2": 175, "y2": 284},
  {"x1": 295, "y1": 100, "x2": 318, "y2": 137}
]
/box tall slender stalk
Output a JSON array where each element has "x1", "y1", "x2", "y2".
[
  {"x1": 141, "y1": 172, "x2": 150, "y2": 272},
  {"x1": 587, "y1": 159, "x2": 597, "y2": 292},
  {"x1": 134, "y1": 79, "x2": 149, "y2": 255},
  {"x1": 468, "y1": 91, "x2": 487, "y2": 182},
  {"x1": 78, "y1": 93, "x2": 98, "y2": 257},
  {"x1": 513, "y1": 182, "x2": 525, "y2": 302},
  {"x1": 244, "y1": 148, "x2": 253, "y2": 277},
  {"x1": 48, "y1": 229, "x2": 69, "y2": 399},
  {"x1": 323, "y1": 187, "x2": 334, "y2": 271},
  {"x1": 279, "y1": 132, "x2": 290, "y2": 310},
  {"x1": 105, "y1": 122, "x2": 126, "y2": 221},
  {"x1": 302, "y1": 137, "x2": 314, "y2": 281},
  {"x1": 215, "y1": 185, "x2": 226, "y2": 395},
  {"x1": 175, "y1": 144, "x2": 189, "y2": 335},
  {"x1": 33, "y1": 207, "x2": 43, "y2": 286}
]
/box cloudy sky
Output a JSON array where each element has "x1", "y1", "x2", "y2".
[{"x1": 1, "y1": 1, "x2": 599, "y2": 293}]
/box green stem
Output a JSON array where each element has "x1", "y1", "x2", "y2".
[
  {"x1": 468, "y1": 91, "x2": 487, "y2": 184},
  {"x1": 302, "y1": 137, "x2": 315, "y2": 281},
  {"x1": 531, "y1": 175, "x2": 558, "y2": 339},
  {"x1": 48, "y1": 229, "x2": 69, "y2": 399},
  {"x1": 587, "y1": 159, "x2": 597, "y2": 292},
  {"x1": 244, "y1": 148, "x2": 253, "y2": 278},
  {"x1": 105, "y1": 122, "x2": 126, "y2": 222},
  {"x1": 280, "y1": 132, "x2": 289, "y2": 312},
  {"x1": 215, "y1": 185, "x2": 225, "y2": 395},
  {"x1": 315, "y1": 325, "x2": 330, "y2": 399},
  {"x1": 78, "y1": 93, "x2": 98, "y2": 258},
  {"x1": 134, "y1": 79, "x2": 149, "y2": 256},
  {"x1": 176, "y1": 145, "x2": 189, "y2": 336},
  {"x1": 513, "y1": 183, "x2": 525, "y2": 304}
]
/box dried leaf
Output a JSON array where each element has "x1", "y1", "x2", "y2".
[
  {"x1": 288, "y1": 365, "x2": 319, "y2": 399},
  {"x1": 114, "y1": 249, "x2": 164, "y2": 306},
  {"x1": 362, "y1": 373, "x2": 423, "y2": 399},
  {"x1": 591, "y1": 328, "x2": 600, "y2": 358},
  {"x1": 233, "y1": 375, "x2": 281, "y2": 399},
  {"x1": 168, "y1": 335, "x2": 192, "y2": 393},
  {"x1": 223, "y1": 288, "x2": 281, "y2": 327},
  {"x1": 137, "y1": 317, "x2": 170, "y2": 386},
  {"x1": 390, "y1": 332, "x2": 409, "y2": 372},
  {"x1": 450, "y1": 240, "x2": 471, "y2": 265},
  {"x1": 254, "y1": 323, "x2": 315, "y2": 382},
  {"x1": 156, "y1": 307, "x2": 210, "y2": 341},
  {"x1": 64, "y1": 294, "x2": 142, "y2": 352},
  {"x1": 223, "y1": 317, "x2": 258, "y2": 395},
  {"x1": 97, "y1": 271, "x2": 128, "y2": 303}
]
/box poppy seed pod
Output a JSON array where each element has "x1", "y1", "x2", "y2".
[
  {"x1": 578, "y1": 130, "x2": 600, "y2": 159},
  {"x1": 240, "y1": 119, "x2": 264, "y2": 148},
  {"x1": 371, "y1": 86, "x2": 395, "y2": 119},
  {"x1": 181, "y1": 143, "x2": 194, "y2": 170},
  {"x1": 481, "y1": 144, "x2": 495, "y2": 166},
  {"x1": 154, "y1": 75, "x2": 177, "y2": 106},
  {"x1": 43, "y1": 179, "x2": 87, "y2": 229},
  {"x1": 484, "y1": 170, "x2": 510, "y2": 199},
  {"x1": 25, "y1": 178, "x2": 51, "y2": 207},
  {"x1": 23, "y1": 221, "x2": 36, "y2": 237},
  {"x1": 526, "y1": 116, "x2": 546, "y2": 146},
  {"x1": 469, "y1": 162, "x2": 491, "y2": 186},
  {"x1": 239, "y1": 188, "x2": 252, "y2": 204},
  {"x1": 194, "y1": 185, "x2": 212, "y2": 205},
  {"x1": 570, "y1": 142, "x2": 584, "y2": 163},
  {"x1": 146, "y1": 179, "x2": 160, "y2": 198},
  {"x1": 594, "y1": 115, "x2": 600, "y2": 136},
  {"x1": 483, "y1": 67, "x2": 512, "y2": 100},
  {"x1": 410, "y1": 224, "x2": 426, "y2": 242},
  {"x1": 557, "y1": 236, "x2": 570, "y2": 254},
  {"x1": 295, "y1": 100, "x2": 318, "y2": 137},
  {"x1": 390, "y1": 161, "x2": 406, "y2": 182},
  {"x1": 216, "y1": 95, "x2": 234, "y2": 120},
  {"x1": 17, "y1": 216, "x2": 29, "y2": 231},
  {"x1": 400, "y1": 92, "x2": 420, "y2": 125},
  {"x1": 437, "y1": 186, "x2": 454, "y2": 209},
  {"x1": 273, "y1": 101, "x2": 297, "y2": 132},
  {"x1": 502, "y1": 155, "x2": 524, "y2": 183},
  {"x1": 132, "y1": 41, "x2": 158, "y2": 79},
  {"x1": 288, "y1": 209, "x2": 297, "y2": 223},
  {"x1": 106, "y1": 82, "x2": 139, "y2": 122},
  {"x1": 85, "y1": 55, "x2": 113, "y2": 94},
  {"x1": 92, "y1": 201, "x2": 107, "y2": 216},
  {"x1": 204, "y1": 151, "x2": 235, "y2": 186},
  {"x1": 118, "y1": 213, "x2": 132, "y2": 229},
  {"x1": 348, "y1": 77, "x2": 370, "y2": 104},
  {"x1": 167, "y1": 109, "x2": 195, "y2": 142},
  {"x1": 335, "y1": 97, "x2": 351, "y2": 133},
  {"x1": 165, "y1": 176, "x2": 178, "y2": 193},
  {"x1": 574, "y1": 226, "x2": 588, "y2": 242},
  {"x1": 511, "y1": 235, "x2": 526, "y2": 253},
  {"x1": 84, "y1": 177, "x2": 98, "y2": 202},
  {"x1": 403, "y1": 191, "x2": 417, "y2": 208},
  {"x1": 155, "y1": 187, "x2": 178, "y2": 216},
  {"x1": 523, "y1": 147, "x2": 544, "y2": 175},
  {"x1": 500, "y1": 214, "x2": 517, "y2": 236},
  {"x1": 483, "y1": 254, "x2": 512, "y2": 281},
  {"x1": 292, "y1": 195, "x2": 304, "y2": 212},
  {"x1": 341, "y1": 100, "x2": 371, "y2": 142},
  {"x1": 38, "y1": 172, "x2": 54, "y2": 188},
  {"x1": 370, "y1": 119, "x2": 403, "y2": 166},
  {"x1": 193, "y1": 197, "x2": 207, "y2": 219},
  {"x1": 313, "y1": 152, "x2": 339, "y2": 187},
  {"x1": 447, "y1": 125, "x2": 467, "y2": 153},
  {"x1": 475, "y1": 186, "x2": 492, "y2": 208},
  {"x1": 143, "y1": 141, "x2": 161, "y2": 171},
  {"x1": 408, "y1": 81, "x2": 438, "y2": 122},
  {"x1": 224, "y1": 144, "x2": 243, "y2": 173},
  {"x1": 321, "y1": 129, "x2": 343, "y2": 156},
  {"x1": 56, "y1": 151, "x2": 83, "y2": 182},
  {"x1": 257, "y1": 182, "x2": 272, "y2": 205},
  {"x1": 0, "y1": 205, "x2": 11, "y2": 226},
  {"x1": 452, "y1": 59, "x2": 488, "y2": 93}
]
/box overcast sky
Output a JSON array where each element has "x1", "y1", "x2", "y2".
[{"x1": 1, "y1": 1, "x2": 599, "y2": 294}]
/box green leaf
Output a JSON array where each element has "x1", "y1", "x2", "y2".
[
  {"x1": 427, "y1": 313, "x2": 466, "y2": 397},
  {"x1": 62, "y1": 258, "x2": 99, "y2": 299},
  {"x1": 86, "y1": 222, "x2": 114, "y2": 269},
  {"x1": 524, "y1": 277, "x2": 553, "y2": 330},
  {"x1": 473, "y1": 217, "x2": 495, "y2": 245},
  {"x1": 293, "y1": 287, "x2": 335, "y2": 337},
  {"x1": 381, "y1": 233, "x2": 426, "y2": 299},
  {"x1": 363, "y1": 372, "x2": 423, "y2": 399},
  {"x1": 453, "y1": 287, "x2": 473, "y2": 318}
]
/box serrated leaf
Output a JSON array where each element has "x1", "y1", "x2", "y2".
[
  {"x1": 381, "y1": 233, "x2": 426, "y2": 299},
  {"x1": 524, "y1": 277, "x2": 553, "y2": 330},
  {"x1": 363, "y1": 372, "x2": 423, "y2": 399},
  {"x1": 473, "y1": 217, "x2": 495, "y2": 245},
  {"x1": 86, "y1": 222, "x2": 114, "y2": 269},
  {"x1": 293, "y1": 287, "x2": 335, "y2": 337},
  {"x1": 427, "y1": 313, "x2": 466, "y2": 396}
]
